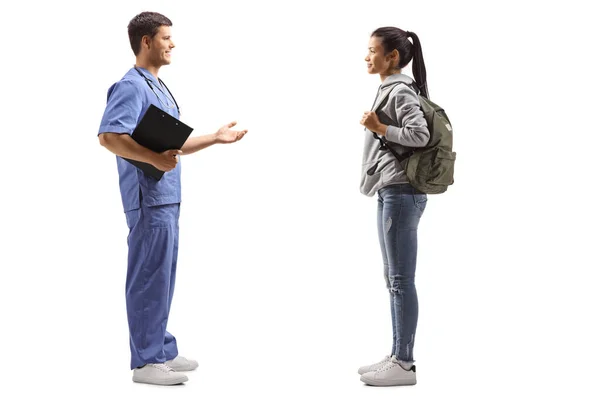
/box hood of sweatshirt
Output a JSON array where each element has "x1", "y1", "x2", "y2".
[{"x1": 371, "y1": 73, "x2": 416, "y2": 112}]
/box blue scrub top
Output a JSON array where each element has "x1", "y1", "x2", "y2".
[{"x1": 98, "y1": 67, "x2": 181, "y2": 212}]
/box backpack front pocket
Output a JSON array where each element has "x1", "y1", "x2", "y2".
[{"x1": 427, "y1": 148, "x2": 456, "y2": 185}]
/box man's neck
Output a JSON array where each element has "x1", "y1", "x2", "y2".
[{"x1": 135, "y1": 59, "x2": 160, "y2": 78}]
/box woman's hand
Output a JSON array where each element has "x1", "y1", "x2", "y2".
[{"x1": 360, "y1": 111, "x2": 387, "y2": 135}]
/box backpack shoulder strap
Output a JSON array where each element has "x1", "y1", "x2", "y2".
[{"x1": 371, "y1": 80, "x2": 421, "y2": 164}]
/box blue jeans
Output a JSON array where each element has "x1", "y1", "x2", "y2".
[{"x1": 377, "y1": 184, "x2": 427, "y2": 362}]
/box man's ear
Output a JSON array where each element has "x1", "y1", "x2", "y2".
[{"x1": 141, "y1": 35, "x2": 151, "y2": 49}]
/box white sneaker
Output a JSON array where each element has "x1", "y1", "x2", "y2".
[
  {"x1": 165, "y1": 355, "x2": 199, "y2": 372},
  {"x1": 132, "y1": 363, "x2": 189, "y2": 385},
  {"x1": 360, "y1": 356, "x2": 416, "y2": 386},
  {"x1": 357, "y1": 355, "x2": 391, "y2": 375}
]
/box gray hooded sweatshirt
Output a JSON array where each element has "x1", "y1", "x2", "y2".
[{"x1": 360, "y1": 73, "x2": 430, "y2": 197}]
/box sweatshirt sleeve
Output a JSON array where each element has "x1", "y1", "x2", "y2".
[{"x1": 384, "y1": 86, "x2": 430, "y2": 147}]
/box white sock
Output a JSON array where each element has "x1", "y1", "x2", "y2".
[
  {"x1": 399, "y1": 360, "x2": 414, "y2": 370},
  {"x1": 391, "y1": 356, "x2": 414, "y2": 371}
]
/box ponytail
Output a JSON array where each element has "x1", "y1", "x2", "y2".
[
  {"x1": 372, "y1": 27, "x2": 429, "y2": 99},
  {"x1": 405, "y1": 31, "x2": 429, "y2": 99}
]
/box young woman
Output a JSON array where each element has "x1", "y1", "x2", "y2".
[{"x1": 358, "y1": 27, "x2": 431, "y2": 387}]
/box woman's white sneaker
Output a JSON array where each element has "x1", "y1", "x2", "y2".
[
  {"x1": 132, "y1": 363, "x2": 189, "y2": 385},
  {"x1": 357, "y1": 355, "x2": 391, "y2": 375},
  {"x1": 359, "y1": 356, "x2": 416, "y2": 386}
]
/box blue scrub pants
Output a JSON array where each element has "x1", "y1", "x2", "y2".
[{"x1": 125, "y1": 203, "x2": 180, "y2": 369}]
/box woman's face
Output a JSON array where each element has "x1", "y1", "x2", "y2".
[{"x1": 365, "y1": 36, "x2": 398, "y2": 75}]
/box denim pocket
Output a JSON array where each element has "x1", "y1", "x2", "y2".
[{"x1": 413, "y1": 193, "x2": 428, "y2": 212}]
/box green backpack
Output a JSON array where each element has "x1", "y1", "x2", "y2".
[{"x1": 375, "y1": 82, "x2": 456, "y2": 194}]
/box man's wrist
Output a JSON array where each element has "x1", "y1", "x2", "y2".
[{"x1": 142, "y1": 149, "x2": 158, "y2": 166}]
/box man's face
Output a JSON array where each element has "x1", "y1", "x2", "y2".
[{"x1": 144, "y1": 25, "x2": 175, "y2": 66}]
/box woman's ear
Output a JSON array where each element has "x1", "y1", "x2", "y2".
[{"x1": 392, "y1": 49, "x2": 400, "y2": 67}]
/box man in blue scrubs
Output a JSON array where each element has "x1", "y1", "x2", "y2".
[{"x1": 98, "y1": 12, "x2": 247, "y2": 385}]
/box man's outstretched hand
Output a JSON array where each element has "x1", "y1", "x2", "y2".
[{"x1": 215, "y1": 121, "x2": 248, "y2": 144}]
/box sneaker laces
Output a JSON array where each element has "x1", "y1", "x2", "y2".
[
  {"x1": 376, "y1": 357, "x2": 414, "y2": 373},
  {"x1": 150, "y1": 363, "x2": 175, "y2": 373},
  {"x1": 370, "y1": 356, "x2": 391, "y2": 369},
  {"x1": 375, "y1": 360, "x2": 397, "y2": 372}
]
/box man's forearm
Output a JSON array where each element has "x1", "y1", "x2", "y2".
[
  {"x1": 180, "y1": 133, "x2": 219, "y2": 155},
  {"x1": 99, "y1": 133, "x2": 157, "y2": 164}
]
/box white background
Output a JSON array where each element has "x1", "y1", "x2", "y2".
[{"x1": 2, "y1": 0, "x2": 599, "y2": 398}]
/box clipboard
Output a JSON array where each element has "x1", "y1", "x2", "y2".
[{"x1": 123, "y1": 104, "x2": 194, "y2": 180}]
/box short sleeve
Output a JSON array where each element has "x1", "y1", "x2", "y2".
[{"x1": 98, "y1": 80, "x2": 143, "y2": 136}]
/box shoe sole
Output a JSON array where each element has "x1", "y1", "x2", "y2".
[
  {"x1": 168, "y1": 365, "x2": 198, "y2": 372},
  {"x1": 360, "y1": 375, "x2": 416, "y2": 386},
  {"x1": 132, "y1": 375, "x2": 189, "y2": 385},
  {"x1": 358, "y1": 367, "x2": 380, "y2": 375}
]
